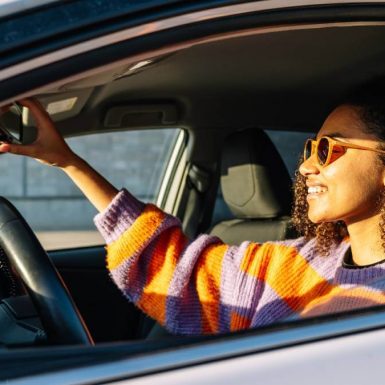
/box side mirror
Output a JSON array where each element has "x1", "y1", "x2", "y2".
[{"x1": 0, "y1": 103, "x2": 23, "y2": 145}]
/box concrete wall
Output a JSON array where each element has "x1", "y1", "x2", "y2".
[
  {"x1": 0, "y1": 129, "x2": 178, "y2": 231},
  {"x1": 0, "y1": 128, "x2": 305, "y2": 234}
]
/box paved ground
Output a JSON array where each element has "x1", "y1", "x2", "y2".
[{"x1": 35, "y1": 231, "x2": 104, "y2": 250}]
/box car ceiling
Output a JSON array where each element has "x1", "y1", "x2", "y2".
[{"x1": 38, "y1": 23, "x2": 385, "y2": 136}]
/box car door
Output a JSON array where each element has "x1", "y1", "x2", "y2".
[{"x1": 3, "y1": 0, "x2": 385, "y2": 384}]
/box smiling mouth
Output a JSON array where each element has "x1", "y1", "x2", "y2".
[{"x1": 307, "y1": 186, "x2": 328, "y2": 195}]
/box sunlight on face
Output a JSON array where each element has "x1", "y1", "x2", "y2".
[{"x1": 299, "y1": 105, "x2": 385, "y2": 226}]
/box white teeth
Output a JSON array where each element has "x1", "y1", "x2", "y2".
[{"x1": 308, "y1": 186, "x2": 328, "y2": 194}]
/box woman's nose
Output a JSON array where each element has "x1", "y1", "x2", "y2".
[{"x1": 299, "y1": 154, "x2": 320, "y2": 177}]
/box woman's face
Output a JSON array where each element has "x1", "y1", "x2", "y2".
[{"x1": 299, "y1": 104, "x2": 385, "y2": 226}]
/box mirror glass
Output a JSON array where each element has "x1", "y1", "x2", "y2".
[{"x1": 0, "y1": 103, "x2": 23, "y2": 144}]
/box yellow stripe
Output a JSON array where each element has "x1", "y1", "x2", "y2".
[
  {"x1": 241, "y1": 242, "x2": 334, "y2": 312},
  {"x1": 195, "y1": 243, "x2": 228, "y2": 333},
  {"x1": 107, "y1": 204, "x2": 165, "y2": 270},
  {"x1": 138, "y1": 227, "x2": 187, "y2": 324}
]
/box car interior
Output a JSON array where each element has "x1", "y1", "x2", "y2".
[{"x1": 2, "y1": 18, "x2": 385, "y2": 351}]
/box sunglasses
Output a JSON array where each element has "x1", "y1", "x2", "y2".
[{"x1": 304, "y1": 136, "x2": 385, "y2": 167}]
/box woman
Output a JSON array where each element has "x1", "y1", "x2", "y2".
[{"x1": 2, "y1": 80, "x2": 385, "y2": 335}]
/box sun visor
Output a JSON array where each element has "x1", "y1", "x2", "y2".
[{"x1": 23, "y1": 89, "x2": 93, "y2": 126}]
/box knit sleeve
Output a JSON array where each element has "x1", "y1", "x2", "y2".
[{"x1": 94, "y1": 189, "x2": 301, "y2": 335}]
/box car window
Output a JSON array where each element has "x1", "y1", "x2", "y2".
[
  {"x1": 265, "y1": 129, "x2": 309, "y2": 179},
  {"x1": 211, "y1": 130, "x2": 308, "y2": 225},
  {"x1": 0, "y1": 128, "x2": 182, "y2": 250}
]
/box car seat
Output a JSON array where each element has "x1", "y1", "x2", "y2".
[
  {"x1": 145, "y1": 128, "x2": 297, "y2": 340},
  {"x1": 210, "y1": 128, "x2": 297, "y2": 244}
]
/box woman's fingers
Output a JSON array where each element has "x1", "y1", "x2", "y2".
[
  {"x1": 0, "y1": 142, "x2": 34, "y2": 157},
  {"x1": 0, "y1": 141, "x2": 61, "y2": 166},
  {"x1": 18, "y1": 99, "x2": 55, "y2": 135},
  {"x1": 0, "y1": 142, "x2": 10, "y2": 153},
  {"x1": 0, "y1": 98, "x2": 75, "y2": 167},
  {"x1": 18, "y1": 98, "x2": 46, "y2": 114}
]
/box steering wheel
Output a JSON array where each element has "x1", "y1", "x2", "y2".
[{"x1": 0, "y1": 197, "x2": 93, "y2": 345}]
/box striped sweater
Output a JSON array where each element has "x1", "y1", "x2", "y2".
[{"x1": 94, "y1": 189, "x2": 385, "y2": 335}]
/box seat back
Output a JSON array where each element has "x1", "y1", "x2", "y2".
[
  {"x1": 210, "y1": 128, "x2": 296, "y2": 244},
  {"x1": 146, "y1": 129, "x2": 296, "y2": 340}
]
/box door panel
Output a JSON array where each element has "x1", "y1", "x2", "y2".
[{"x1": 50, "y1": 246, "x2": 142, "y2": 342}]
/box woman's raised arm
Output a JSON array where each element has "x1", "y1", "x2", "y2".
[{"x1": 0, "y1": 98, "x2": 118, "y2": 212}]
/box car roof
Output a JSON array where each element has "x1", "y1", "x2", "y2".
[
  {"x1": 0, "y1": 1, "x2": 385, "y2": 134},
  {"x1": 23, "y1": 22, "x2": 385, "y2": 138},
  {"x1": 2, "y1": 2, "x2": 385, "y2": 135},
  {"x1": 0, "y1": 0, "x2": 59, "y2": 18}
]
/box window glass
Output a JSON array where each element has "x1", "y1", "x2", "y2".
[
  {"x1": 0, "y1": 128, "x2": 181, "y2": 250},
  {"x1": 265, "y1": 130, "x2": 309, "y2": 179},
  {"x1": 211, "y1": 130, "x2": 308, "y2": 226}
]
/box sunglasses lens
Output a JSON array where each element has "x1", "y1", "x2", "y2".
[{"x1": 317, "y1": 137, "x2": 329, "y2": 165}]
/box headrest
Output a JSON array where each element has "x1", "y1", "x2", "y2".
[{"x1": 220, "y1": 129, "x2": 293, "y2": 219}]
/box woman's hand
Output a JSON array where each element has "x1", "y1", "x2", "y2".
[
  {"x1": 0, "y1": 97, "x2": 118, "y2": 211},
  {"x1": 0, "y1": 98, "x2": 77, "y2": 168}
]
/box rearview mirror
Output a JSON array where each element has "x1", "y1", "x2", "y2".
[{"x1": 0, "y1": 103, "x2": 23, "y2": 145}]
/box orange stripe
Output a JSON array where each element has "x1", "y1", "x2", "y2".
[
  {"x1": 107, "y1": 204, "x2": 166, "y2": 270},
  {"x1": 230, "y1": 311, "x2": 251, "y2": 331},
  {"x1": 195, "y1": 243, "x2": 228, "y2": 333},
  {"x1": 241, "y1": 242, "x2": 334, "y2": 312},
  {"x1": 137, "y1": 227, "x2": 187, "y2": 324},
  {"x1": 239, "y1": 242, "x2": 263, "y2": 277}
]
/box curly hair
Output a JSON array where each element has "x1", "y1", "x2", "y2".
[
  {"x1": 291, "y1": 78, "x2": 385, "y2": 255},
  {"x1": 292, "y1": 161, "x2": 348, "y2": 255}
]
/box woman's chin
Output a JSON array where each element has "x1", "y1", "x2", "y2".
[
  {"x1": 308, "y1": 217, "x2": 323, "y2": 224},
  {"x1": 307, "y1": 210, "x2": 327, "y2": 224},
  {"x1": 308, "y1": 210, "x2": 341, "y2": 224}
]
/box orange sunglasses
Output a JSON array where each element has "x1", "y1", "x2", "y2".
[{"x1": 304, "y1": 136, "x2": 385, "y2": 167}]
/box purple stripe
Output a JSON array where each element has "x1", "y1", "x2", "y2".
[
  {"x1": 219, "y1": 243, "x2": 250, "y2": 307},
  {"x1": 300, "y1": 290, "x2": 385, "y2": 318},
  {"x1": 218, "y1": 242, "x2": 260, "y2": 332},
  {"x1": 334, "y1": 275, "x2": 385, "y2": 294},
  {"x1": 218, "y1": 241, "x2": 296, "y2": 332},
  {"x1": 366, "y1": 276, "x2": 385, "y2": 292},
  {"x1": 274, "y1": 237, "x2": 337, "y2": 281},
  {"x1": 278, "y1": 237, "x2": 350, "y2": 283},
  {"x1": 251, "y1": 283, "x2": 294, "y2": 327},
  {"x1": 165, "y1": 286, "x2": 202, "y2": 335},
  {"x1": 94, "y1": 189, "x2": 145, "y2": 243},
  {"x1": 109, "y1": 239, "x2": 158, "y2": 303},
  {"x1": 108, "y1": 212, "x2": 181, "y2": 303},
  {"x1": 335, "y1": 263, "x2": 385, "y2": 285},
  {"x1": 166, "y1": 234, "x2": 223, "y2": 334},
  {"x1": 274, "y1": 237, "x2": 307, "y2": 248},
  {"x1": 167, "y1": 234, "x2": 222, "y2": 296},
  {"x1": 218, "y1": 244, "x2": 246, "y2": 332},
  {"x1": 306, "y1": 239, "x2": 349, "y2": 281}
]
